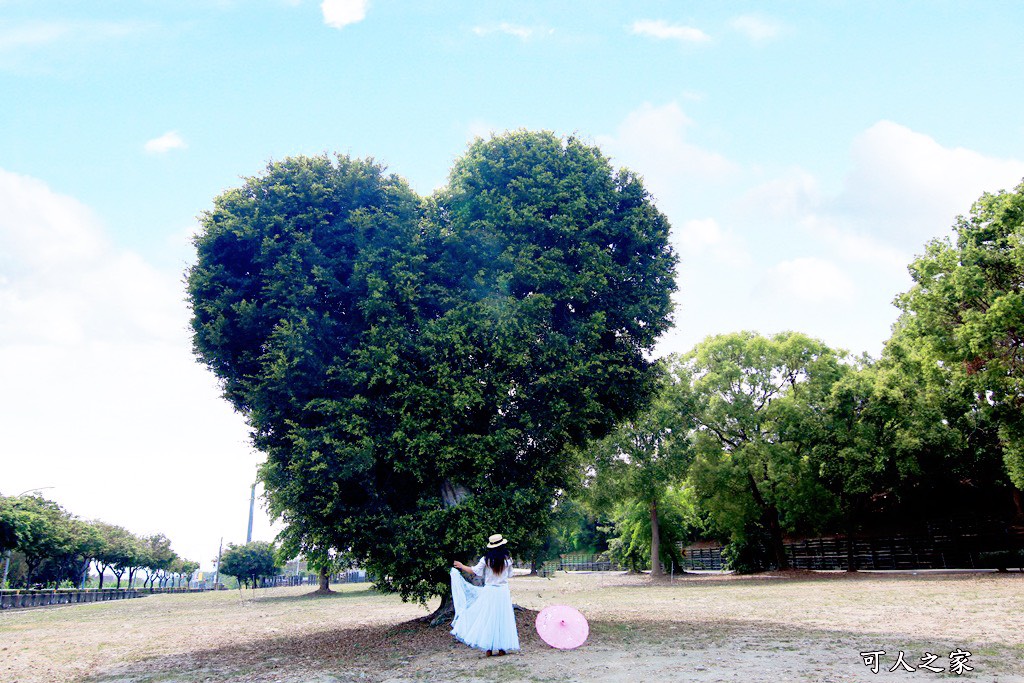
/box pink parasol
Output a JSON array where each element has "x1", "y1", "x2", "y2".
[{"x1": 535, "y1": 604, "x2": 589, "y2": 650}]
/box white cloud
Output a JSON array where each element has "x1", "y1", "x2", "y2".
[
  {"x1": 0, "y1": 168, "x2": 276, "y2": 569},
  {"x1": 678, "y1": 218, "x2": 751, "y2": 266},
  {"x1": 836, "y1": 121, "x2": 1024, "y2": 248},
  {"x1": 598, "y1": 102, "x2": 736, "y2": 204},
  {"x1": 0, "y1": 23, "x2": 71, "y2": 51},
  {"x1": 766, "y1": 257, "x2": 855, "y2": 304},
  {"x1": 0, "y1": 168, "x2": 180, "y2": 345},
  {"x1": 742, "y1": 122, "x2": 1024, "y2": 268},
  {"x1": 471, "y1": 23, "x2": 553, "y2": 41},
  {"x1": 321, "y1": 0, "x2": 367, "y2": 29},
  {"x1": 651, "y1": 120, "x2": 1023, "y2": 359},
  {"x1": 0, "y1": 20, "x2": 148, "y2": 53},
  {"x1": 631, "y1": 19, "x2": 711, "y2": 44},
  {"x1": 730, "y1": 15, "x2": 786, "y2": 43},
  {"x1": 144, "y1": 131, "x2": 187, "y2": 154},
  {"x1": 741, "y1": 169, "x2": 820, "y2": 220},
  {"x1": 0, "y1": 19, "x2": 149, "y2": 68}
]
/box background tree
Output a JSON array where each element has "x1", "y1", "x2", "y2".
[
  {"x1": 123, "y1": 533, "x2": 149, "y2": 589},
  {"x1": 93, "y1": 522, "x2": 134, "y2": 589},
  {"x1": 522, "y1": 495, "x2": 612, "y2": 574},
  {"x1": 896, "y1": 179, "x2": 1024, "y2": 512},
  {"x1": 585, "y1": 364, "x2": 693, "y2": 576},
  {"x1": 275, "y1": 523, "x2": 352, "y2": 593},
  {"x1": 606, "y1": 488, "x2": 695, "y2": 573},
  {"x1": 178, "y1": 560, "x2": 200, "y2": 588},
  {"x1": 167, "y1": 558, "x2": 200, "y2": 588},
  {"x1": 142, "y1": 534, "x2": 175, "y2": 589},
  {"x1": 220, "y1": 541, "x2": 281, "y2": 589},
  {"x1": 0, "y1": 497, "x2": 22, "y2": 556},
  {"x1": 0, "y1": 496, "x2": 30, "y2": 587},
  {"x1": 685, "y1": 331, "x2": 843, "y2": 571},
  {"x1": 29, "y1": 517, "x2": 101, "y2": 588},
  {"x1": 9, "y1": 496, "x2": 80, "y2": 586},
  {"x1": 188, "y1": 132, "x2": 677, "y2": 605}
]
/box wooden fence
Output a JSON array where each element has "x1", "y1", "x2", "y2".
[
  {"x1": 783, "y1": 535, "x2": 1024, "y2": 571},
  {"x1": 556, "y1": 553, "x2": 620, "y2": 572},
  {"x1": 526, "y1": 554, "x2": 621, "y2": 576},
  {"x1": 259, "y1": 569, "x2": 368, "y2": 588},
  {"x1": 679, "y1": 546, "x2": 725, "y2": 571},
  {"x1": 680, "y1": 521, "x2": 1024, "y2": 572}
]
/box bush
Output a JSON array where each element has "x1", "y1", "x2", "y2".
[
  {"x1": 721, "y1": 526, "x2": 774, "y2": 574},
  {"x1": 978, "y1": 550, "x2": 1024, "y2": 571}
]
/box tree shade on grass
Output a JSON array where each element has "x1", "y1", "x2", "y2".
[{"x1": 187, "y1": 131, "x2": 678, "y2": 604}]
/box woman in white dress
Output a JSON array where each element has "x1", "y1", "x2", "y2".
[{"x1": 450, "y1": 533, "x2": 520, "y2": 656}]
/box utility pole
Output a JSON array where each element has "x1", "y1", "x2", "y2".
[
  {"x1": 213, "y1": 537, "x2": 223, "y2": 588},
  {"x1": 246, "y1": 482, "x2": 256, "y2": 543}
]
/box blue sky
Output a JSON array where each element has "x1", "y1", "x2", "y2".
[{"x1": 2, "y1": 1, "x2": 1024, "y2": 570}]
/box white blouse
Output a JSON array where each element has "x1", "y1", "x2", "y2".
[{"x1": 472, "y1": 556, "x2": 514, "y2": 586}]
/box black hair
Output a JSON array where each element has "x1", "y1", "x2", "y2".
[{"x1": 484, "y1": 546, "x2": 510, "y2": 575}]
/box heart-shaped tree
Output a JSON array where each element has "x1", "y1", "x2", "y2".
[{"x1": 187, "y1": 130, "x2": 677, "y2": 605}]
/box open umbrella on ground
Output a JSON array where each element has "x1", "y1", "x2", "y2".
[{"x1": 535, "y1": 605, "x2": 589, "y2": 650}]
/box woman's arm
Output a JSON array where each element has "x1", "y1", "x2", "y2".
[{"x1": 452, "y1": 560, "x2": 472, "y2": 575}]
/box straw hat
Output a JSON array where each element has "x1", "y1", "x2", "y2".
[{"x1": 486, "y1": 533, "x2": 508, "y2": 548}]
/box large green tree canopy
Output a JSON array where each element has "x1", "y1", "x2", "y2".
[
  {"x1": 187, "y1": 131, "x2": 677, "y2": 602},
  {"x1": 896, "y1": 180, "x2": 1024, "y2": 492},
  {"x1": 684, "y1": 331, "x2": 844, "y2": 570}
]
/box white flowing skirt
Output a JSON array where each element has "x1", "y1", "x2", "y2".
[{"x1": 450, "y1": 568, "x2": 520, "y2": 652}]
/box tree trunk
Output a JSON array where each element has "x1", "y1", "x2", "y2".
[
  {"x1": 845, "y1": 522, "x2": 858, "y2": 573},
  {"x1": 649, "y1": 499, "x2": 663, "y2": 578},
  {"x1": 766, "y1": 510, "x2": 789, "y2": 570},
  {"x1": 316, "y1": 566, "x2": 332, "y2": 593},
  {"x1": 747, "y1": 472, "x2": 789, "y2": 570},
  {"x1": 25, "y1": 559, "x2": 39, "y2": 587},
  {"x1": 845, "y1": 498, "x2": 862, "y2": 573},
  {"x1": 427, "y1": 592, "x2": 455, "y2": 627},
  {"x1": 1012, "y1": 488, "x2": 1024, "y2": 520},
  {"x1": 98, "y1": 563, "x2": 106, "y2": 590}
]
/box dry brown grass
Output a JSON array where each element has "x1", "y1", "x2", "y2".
[{"x1": 2, "y1": 571, "x2": 1022, "y2": 682}]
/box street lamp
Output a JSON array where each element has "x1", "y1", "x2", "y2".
[{"x1": 2, "y1": 487, "x2": 54, "y2": 588}]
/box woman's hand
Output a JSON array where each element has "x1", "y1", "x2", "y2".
[{"x1": 453, "y1": 560, "x2": 468, "y2": 572}]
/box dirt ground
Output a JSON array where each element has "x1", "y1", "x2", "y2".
[{"x1": 2, "y1": 570, "x2": 1022, "y2": 682}]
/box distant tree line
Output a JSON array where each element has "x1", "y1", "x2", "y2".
[
  {"x1": 0, "y1": 494, "x2": 198, "y2": 589},
  {"x1": 582, "y1": 180, "x2": 1024, "y2": 573}
]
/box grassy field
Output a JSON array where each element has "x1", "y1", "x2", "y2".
[{"x1": 2, "y1": 570, "x2": 1022, "y2": 682}]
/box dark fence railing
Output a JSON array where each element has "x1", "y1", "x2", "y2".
[
  {"x1": 258, "y1": 569, "x2": 368, "y2": 588},
  {"x1": 557, "y1": 553, "x2": 619, "y2": 572},
  {"x1": 680, "y1": 546, "x2": 725, "y2": 571},
  {"x1": 680, "y1": 520, "x2": 1024, "y2": 572},
  {"x1": 784, "y1": 535, "x2": 1024, "y2": 571},
  {"x1": 525, "y1": 554, "x2": 621, "y2": 576}
]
